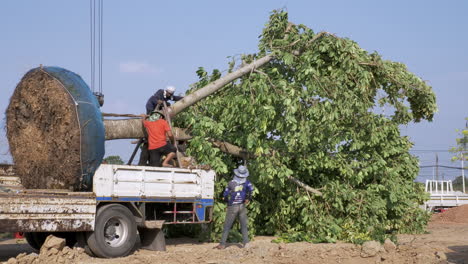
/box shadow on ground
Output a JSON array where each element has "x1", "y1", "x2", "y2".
[
  {"x1": 0, "y1": 241, "x2": 35, "y2": 262},
  {"x1": 446, "y1": 245, "x2": 468, "y2": 264}
]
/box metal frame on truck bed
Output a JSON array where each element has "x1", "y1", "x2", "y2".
[{"x1": 0, "y1": 164, "x2": 215, "y2": 258}]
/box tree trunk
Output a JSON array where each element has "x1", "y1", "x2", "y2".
[
  {"x1": 104, "y1": 119, "x2": 191, "y2": 140},
  {"x1": 169, "y1": 55, "x2": 273, "y2": 117}
]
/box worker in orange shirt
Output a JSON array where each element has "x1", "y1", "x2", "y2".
[{"x1": 141, "y1": 110, "x2": 176, "y2": 167}]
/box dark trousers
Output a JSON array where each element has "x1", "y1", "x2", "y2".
[
  {"x1": 148, "y1": 143, "x2": 177, "y2": 167},
  {"x1": 220, "y1": 203, "x2": 249, "y2": 245},
  {"x1": 138, "y1": 142, "x2": 150, "y2": 166},
  {"x1": 149, "y1": 148, "x2": 162, "y2": 167}
]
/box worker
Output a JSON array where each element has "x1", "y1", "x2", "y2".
[
  {"x1": 141, "y1": 86, "x2": 183, "y2": 165},
  {"x1": 141, "y1": 111, "x2": 177, "y2": 167},
  {"x1": 145, "y1": 86, "x2": 184, "y2": 114},
  {"x1": 215, "y1": 165, "x2": 254, "y2": 249}
]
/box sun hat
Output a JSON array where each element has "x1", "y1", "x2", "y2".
[{"x1": 233, "y1": 165, "x2": 249, "y2": 178}]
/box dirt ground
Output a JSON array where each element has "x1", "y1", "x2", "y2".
[{"x1": 0, "y1": 221, "x2": 467, "y2": 264}]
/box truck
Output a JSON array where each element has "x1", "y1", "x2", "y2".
[
  {"x1": 423, "y1": 179, "x2": 468, "y2": 212},
  {"x1": 0, "y1": 163, "x2": 215, "y2": 258}
]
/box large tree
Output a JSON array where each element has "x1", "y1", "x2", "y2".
[
  {"x1": 450, "y1": 117, "x2": 468, "y2": 162},
  {"x1": 173, "y1": 10, "x2": 436, "y2": 243},
  {"x1": 450, "y1": 118, "x2": 468, "y2": 192}
]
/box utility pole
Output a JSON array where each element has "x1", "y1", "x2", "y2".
[
  {"x1": 462, "y1": 120, "x2": 467, "y2": 193},
  {"x1": 436, "y1": 153, "x2": 439, "y2": 181},
  {"x1": 462, "y1": 152, "x2": 465, "y2": 193}
]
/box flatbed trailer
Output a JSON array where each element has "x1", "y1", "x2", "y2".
[
  {"x1": 0, "y1": 164, "x2": 215, "y2": 258},
  {"x1": 422, "y1": 179, "x2": 468, "y2": 211}
]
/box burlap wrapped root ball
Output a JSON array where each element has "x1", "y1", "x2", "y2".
[{"x1": 6, "y1": 68, "x2": 82, "y2": 190}]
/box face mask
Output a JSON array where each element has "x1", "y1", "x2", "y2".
[
  {"x1": 233, "y1": 176, "x2": 246, "y2": 184},
  {"x1": 148, "y1": 114, "x2": 159, "y2": 121}
]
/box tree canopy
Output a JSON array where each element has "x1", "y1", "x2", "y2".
[
  {"x1": 103, "y1": 155, "x2": 124, "y2": 165},
  {"x1": 450, "y1": 117, "x2": 468, "y2": 162},
  {"x1": 175, "y1": 10, "x2": 437, "y2": 243}
]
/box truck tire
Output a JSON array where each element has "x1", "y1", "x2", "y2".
[
  {"x1": 76, "y1": 232, "x2": 95, "y2": 256},
  {"x1": 24, "y1": 232, "x2": 47, "y2": 250},
  {"x1": 54, "y1": 232, "x2": 78, "y2": 248},
  {"x1": 25, "y1": 232, "x2": 40, "y2": 250},
  {"x1": 86, "y1": 204, "x2": 137, "y2": 258},
  {"x1": 25, "y1": 232, "x2": 76, "y2": 250}
]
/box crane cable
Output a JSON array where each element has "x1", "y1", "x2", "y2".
[
  {"x1": 90, "y1": 0, "x2": 104, "y2": 105},
  {"x1": 99, "y1": 0, "x2": 103, "y2": 95},
  {"x1": 90, "y1": 0, "x2": 95, "y2": 93}
]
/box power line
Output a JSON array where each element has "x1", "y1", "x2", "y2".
[
  {"x1": 410, "y1": 150, "x2": 452, "y2": 152},
  {"x1": 420, "y1": 165, "x2": 466, "y2": 170}
]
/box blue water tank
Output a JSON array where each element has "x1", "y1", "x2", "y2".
[{"x1": 42, "y1": 66, "x2": 105, "y2": 190}]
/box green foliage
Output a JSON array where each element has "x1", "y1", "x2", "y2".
[
  {"x1": 0, "y1": 233, "x2": 12, "y2": 240},
  {"x1": 452, "y1": 175, "x2": 468, "y2": 192},
  {"x1": 103, "y1": 155, "x2": 124, "y2": 165},
  {"x1": 450, "y1": 117, "x2": 468, "y2": 163},
  {"x1": 175, "y1": 10, "x2": 436, "y2": 243}
]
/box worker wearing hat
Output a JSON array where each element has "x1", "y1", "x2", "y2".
[
  {"x1": 140, "y1": 86, "x2": 183, "y2": 166},
  {"x1": 140, "y1": 110, "x2": 177, "y2": 167},
  {"x1": 215, "y1": 165, "x2": 255, "y2": 249},
  {"x1": 145, "y1": 86, "x2": 184, "y2": 114}
]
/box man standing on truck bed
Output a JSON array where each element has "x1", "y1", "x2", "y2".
[
  {"x1": 215, "y1": 165, "x2": 254, "y2": 249},
  {"x1": 141, "y1": 111, "x2": 176, "y2": 167},
  {"x1": 145, "y1": 86, "x2": 184, "y2": 114},
  {"x1": 140, "y1": 86, "x2": 183, "y2": 166}
]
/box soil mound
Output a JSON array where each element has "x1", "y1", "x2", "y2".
[
  {"x1": 5, "y1": 245, "x2": 88, "y2": 264},
  {"x1": 430, "y1": 204, "x2": 468, "y2": 223},
  {"x1": 6, "y1": 68, "x2": 81, "y2": 190}
]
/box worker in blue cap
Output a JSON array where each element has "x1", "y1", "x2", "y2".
[{"x1": 215, "y1": 165, "x2": 254, "y2": 249}]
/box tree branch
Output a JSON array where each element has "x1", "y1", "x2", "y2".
[
  {"x1": 169, "y1": 55, "x2": 274, "y2": 117},
  {"x1": 209, "y1": 138, "x2": 323, "y2": 196}
]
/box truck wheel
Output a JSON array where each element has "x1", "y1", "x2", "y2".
[
  {"x1": 25, "y1": 232, "x2": 40, "y2": 250},
  {"x1": 54, "y1": 232, "x2": 78, "y2": 248},
  {"x1": 24, "y1": 232, "x2": 48, "y2": 250},
  {"x1": 86, "y1": 204, "x2": 137, "y2": 258},
  {"x1": 76, "y1": 232, "x2": 95, "y2": 256}
]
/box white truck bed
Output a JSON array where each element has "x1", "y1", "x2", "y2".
[
  {"x1": 94, "y1": 164, "x2": 215, "y2": 200},
  {"x1": 423, "y1": 179, "x2": 468, "y2": 211}
]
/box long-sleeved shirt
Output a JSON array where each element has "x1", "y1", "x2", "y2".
[
  {"x1": 145, "y1": 89, "x2": 184, "y2": 114},
  {"x1": 223, "y1": 180, "x2": 254, "y2": 206}
]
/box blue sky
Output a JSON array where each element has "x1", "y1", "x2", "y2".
[{"x1": 0, "y1": 1, "x2": 467, "y2": 181}]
